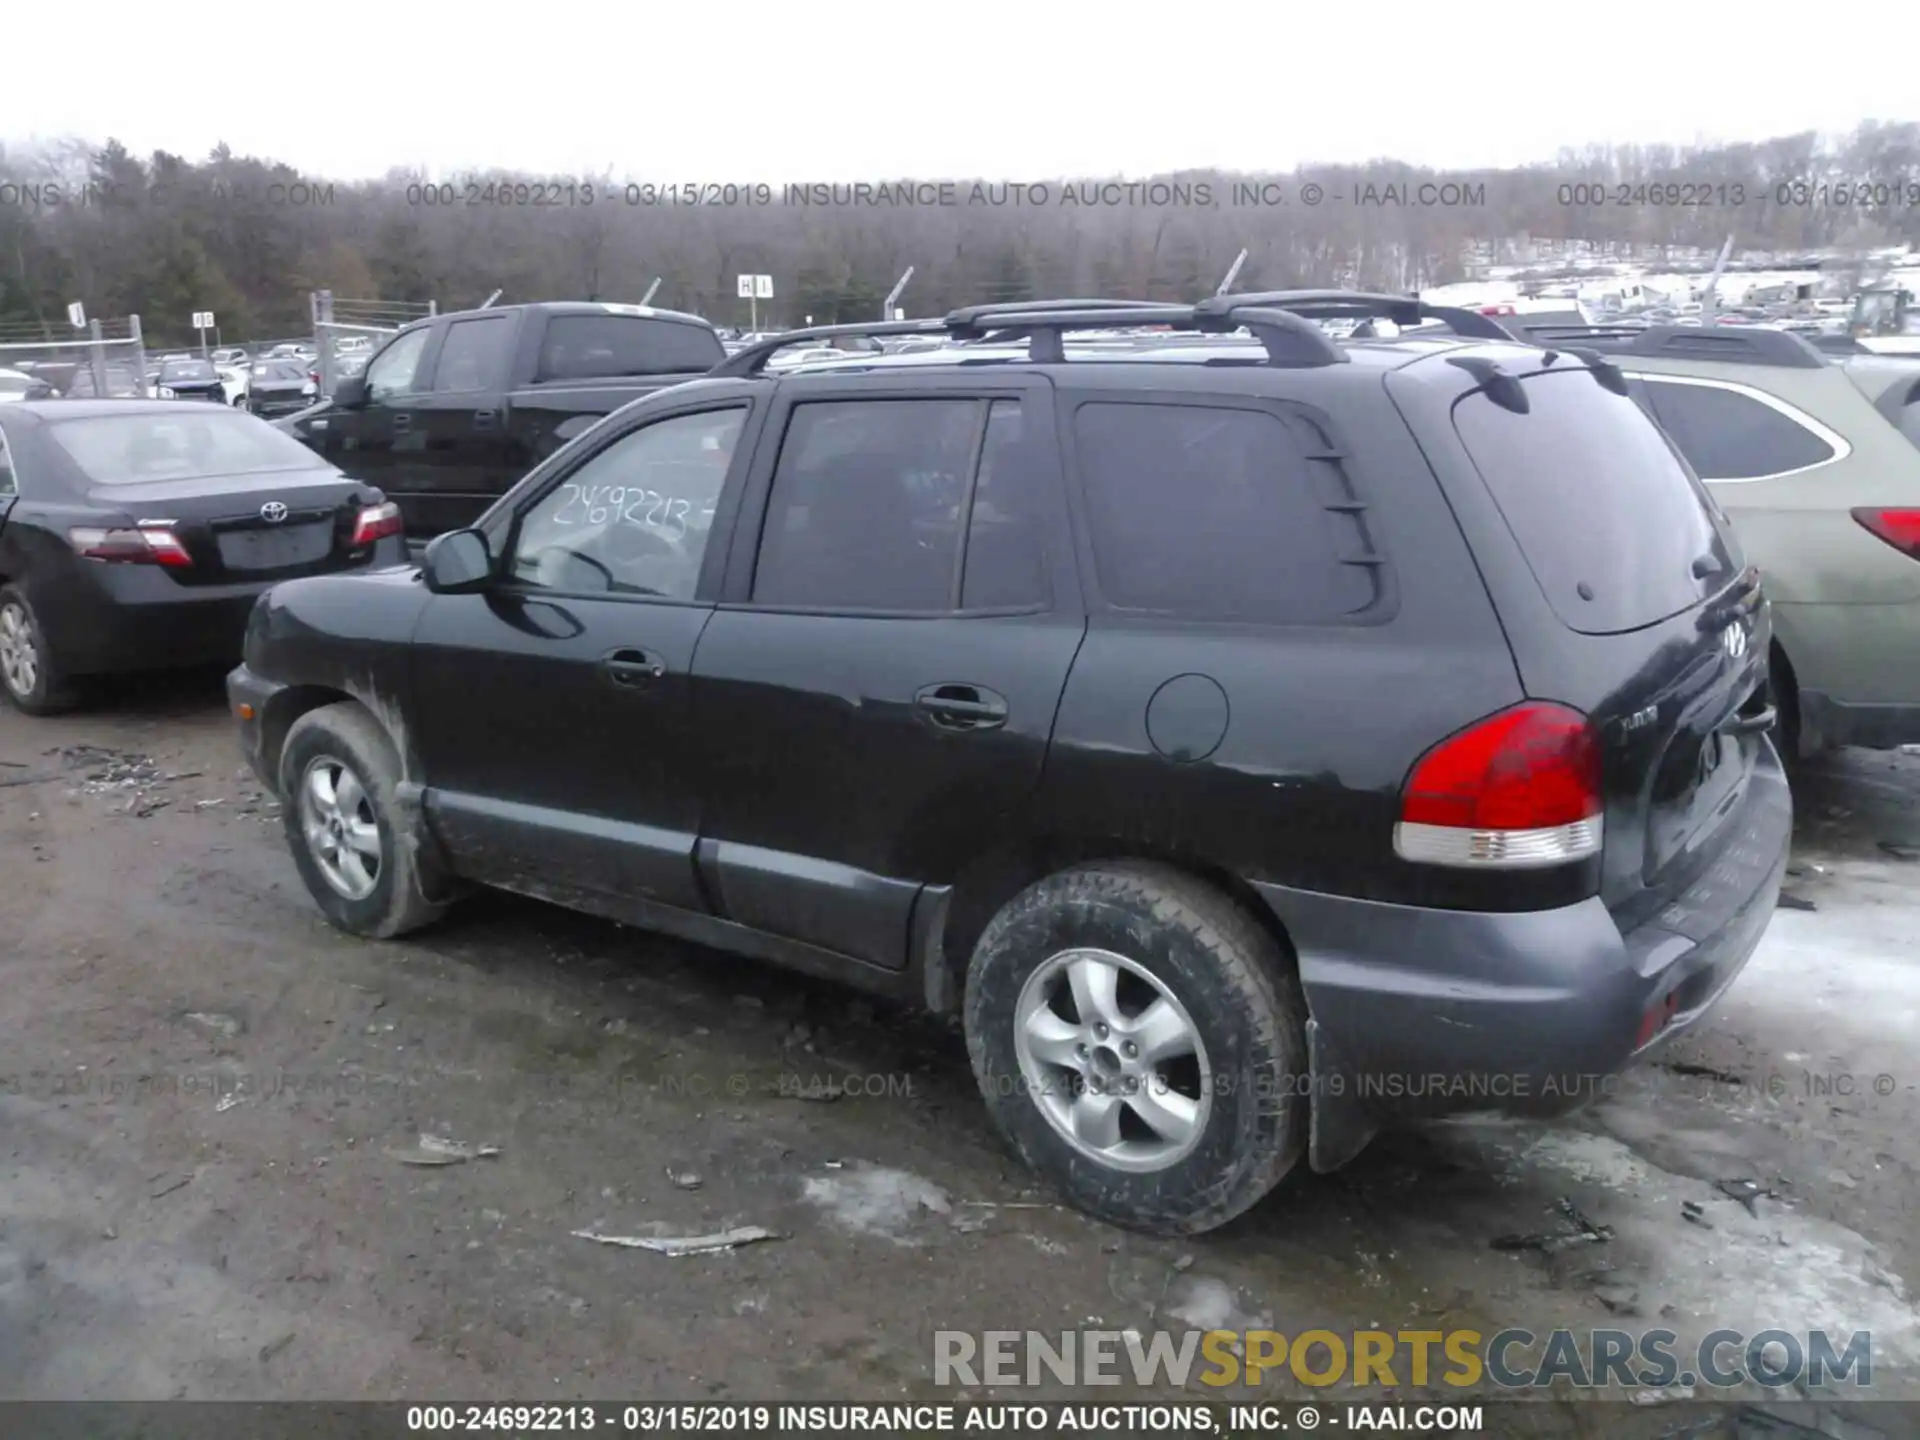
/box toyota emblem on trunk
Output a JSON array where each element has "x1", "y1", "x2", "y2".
[
  {"x1": 1722, "y1": 623, "x2": 1747, "y2": 660},
  {"x1": 260, "y1": 502, "x2": 289, "y2": 524}
]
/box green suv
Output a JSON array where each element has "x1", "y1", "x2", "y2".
[{"x1": 1522, "y1": 323, "x2": 1920, "y2": 757}]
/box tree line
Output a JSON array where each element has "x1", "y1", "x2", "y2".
[{"x1": 2, "y1": 123, "x2": 1918, "y2": 346}]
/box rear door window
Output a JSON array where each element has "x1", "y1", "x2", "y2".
[
  {"x1": 1453, "y1": 369, "x2": 1735, "y2": 635},
  {"x1": 961, "y1": 400, "x2": 1048, "y2": 610},
  {"x1": 1634, "y1": 377, "x2": 1839, "y2": 480},
  {"x1": 751, "y1": 399, "x2": 977, "y2": 612},
  {"x1": 430, "y1": 316, "x2": 514, "y2": 393}
]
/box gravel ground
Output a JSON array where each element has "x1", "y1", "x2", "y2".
[{"x1": 2, "y1": 671, "x2": 1917, "y2": 1422}]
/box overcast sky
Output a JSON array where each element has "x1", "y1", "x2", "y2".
[{"x1": 9, "y1": 5, "x2": 1919, "y2": 183}]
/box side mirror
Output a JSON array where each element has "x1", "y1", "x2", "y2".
[
  {"x1": 421, "y1": 528, "x2": 493, "y2": 594},
  {"x1": 333, "y1": 375, "x2": 369, "y2": 408}
]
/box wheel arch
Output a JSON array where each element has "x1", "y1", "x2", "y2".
[
  {"x1": 260, "y1": 684, "x2": 360, "y2": 791},
  {"x1": 1770, "y1": 636, "x2": 1809, "y2": 757},
  {"x1": 932, "y1": 833, "x2": 1297, "y2": 1014}
]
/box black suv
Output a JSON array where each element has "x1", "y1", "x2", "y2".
[{"x1": 227, "y1": 292, "x2": 1791, "y2": 1236}]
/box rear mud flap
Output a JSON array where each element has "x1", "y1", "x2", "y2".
[{"x1": 1307, "y1": 1018, "x2": 1379, "y2": 1173}]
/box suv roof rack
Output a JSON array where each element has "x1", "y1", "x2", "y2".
[
  {"x1": 1509, "y1": 322, "x2": 1827, "y2": 371},
  {"x1": 707, "y1": 291, "x2": 1516, "y2": 378}
]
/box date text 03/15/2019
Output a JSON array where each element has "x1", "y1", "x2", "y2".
[{"x1": 402, "y1": 1401, "x2": 1485, "y2": 1433}]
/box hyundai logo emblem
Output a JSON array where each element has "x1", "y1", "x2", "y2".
[
  {"x1": 260, "y1": 501, "x2": 289, "y2": 524},
  {"x1": 1722, "y1": 623, "x2": 1748, "y2": 660}
]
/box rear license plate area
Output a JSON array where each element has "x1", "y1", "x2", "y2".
[
  {"x1": 216, "y1": 522, "x2": 334, "y2": 570},
  {"x1": 1653, "y1": 778, "x2": 1790, "y2": 942}
]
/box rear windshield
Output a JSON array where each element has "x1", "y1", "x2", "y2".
[
  {"x1": 1452, "y1": 367, "x2": 1736, "y2": 635},
  {"x1": 161, "y1": 360, "x2": 217, "y2": 380},
  {"x1": 49, "y1": 410, "x2": 331, "y2": 482},
  {"x1": 535, "y1": 315, "x2": 725, "y2": 381}
]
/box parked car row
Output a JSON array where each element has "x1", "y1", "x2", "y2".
[{"x1": 16, "y1": 288, "x2": 1919, "y2": 1238}]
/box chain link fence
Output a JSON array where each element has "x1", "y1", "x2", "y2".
[
  {"x1": 311, "y1": 292, "x2": 436, "y2": 399},
  {"x1": 0, "y1": 315, "x2": 149, "y2": 398}
]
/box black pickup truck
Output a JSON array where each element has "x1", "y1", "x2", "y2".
[{"x1": 286, "y1": 301, "x2": 725, "y2": 537}]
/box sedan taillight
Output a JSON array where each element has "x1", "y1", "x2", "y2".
[
  {"x1": 351, "y1": 501, "x2": 403, "y2": 546},
  {"x1": 69, "y1": 524, "x2": 193, "y2": 567}
]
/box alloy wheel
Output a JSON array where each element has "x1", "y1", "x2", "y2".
[
  {"x1": 1012, "y1": 946, "x2": 1213, "y2": 1173},
  {"x1": 0, "y1": 602, "x2": 38, "y2": 700},
  {"x1": 298, "y1": 756, "x2": 382, "y2": 900}
]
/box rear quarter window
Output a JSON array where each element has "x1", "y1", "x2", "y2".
[
  {"x1": 1634, "y1": 377, "x2": 1839, "y2": 480},
  {"x1": 1072, "y1": 400, "x2": 1380, "y2": 623},
  {"x1": 1452, "y1": 368, "x2": 1736, "y2": 636}
]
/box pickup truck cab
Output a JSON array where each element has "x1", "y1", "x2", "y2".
[{"x1": 314, "y1": 302, "x2": 726, "y2": 537}]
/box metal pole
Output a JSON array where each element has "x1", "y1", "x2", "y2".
[
  {"x1": 1216, "y1": 248, "x2": 1249, "y2": 297},
  {"x1": 1699, "y1": 235, "x2": 1735, "y2": 323},
  {"x1": 86, "y1": 319, "x2": 109, "y2": 396},
  {"x1": 313, "y1": 290, "x2": 336, "y2": 400},
  {"x1": 640, "y1": 277, "x2": 662, "y2": 306},
  {"x1": 428, "y1": 299, "x2": 438, "y2": 318},
  {"x1": 480, "y1": 289, "x2": 503, "y2": 309},
  {"x1": 130, "y1": 315, "x2": 146, "y2": 396},
  {"x1": 750, "y1": 294, "x2": 758, "y2": 332},
  {"x1": 882, "y1": 266, "x2": 914, "y2": 322}
]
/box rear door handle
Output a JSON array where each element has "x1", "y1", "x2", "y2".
[
  {"x1": 392, "y1": 412, "x2": 412, "y2": 433},
  {"x1": 915, "y1": 683, "x2": 1009, "y2": 731},
  {"x1": 600, "y1": 648, "x2": 666, "y2": 689},
  {"x1": 473, "y1": 409, "x2": 497, "y2": 430}
]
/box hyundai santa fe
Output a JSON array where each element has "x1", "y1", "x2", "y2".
[{"x1": 226, "y1": 292, "x2": 1791, "y2": 1236}]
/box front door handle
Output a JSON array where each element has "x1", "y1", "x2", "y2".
[
  {"x1": 392, "y1": 412, "x2": 412, "y2": 433},
  {"x1": 473, "y1": 408, "x2": 497, "y2": 430},
  {"x1": 600, "y1": 648, "x2": 666, "y2": 689},
  {"x1": 915, "y1": 683, "x2": 1009, "y2": 731}
]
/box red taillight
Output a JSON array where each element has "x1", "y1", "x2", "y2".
[
  {"x1": 68, "y1": 524, "x2": 192, "y2": 567},
  {"x1": 351, "y1": 501, "x2": 403, "y2": 547},
  {"x1": 1479, "y1": 304, "x2": 1518, "y2": 315},
  {"x1": 1395, "y1": 702, "x2": 1603, "y2": 869},
  {"x1": 1852, "y1": 507, "x2": 1920, "y2": 560}
]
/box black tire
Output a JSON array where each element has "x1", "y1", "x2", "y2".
[
  {"x1": 278, "y1": 701, "x2": 448, "y2": 938},
  {"x1": 1771, "y1": 648, "x2": 1807, "y2": 767},
  {"x1": 963, "y1": 860, "x2": 1310, "y2": 1236},
  {"x1": 0, "y1": 584, "x2": 80, "y2": 716}
]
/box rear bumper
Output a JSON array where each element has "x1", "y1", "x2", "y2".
[
  {"x1": 39, "y1": 541, "x2": 407, "y2": 675},
  {"x1": 1253, "y1": 742, "x2": 1792, "y2": 1170},
  {"x1": 1797, "y1": 691, "x2": 1920, "y2": 750},
  {"x1": 45, "y1": 577, "x2": 263, "y2": 674},
  {"x1": 1772, "y1": 599, "x2": 1920, "y2": 744}
]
